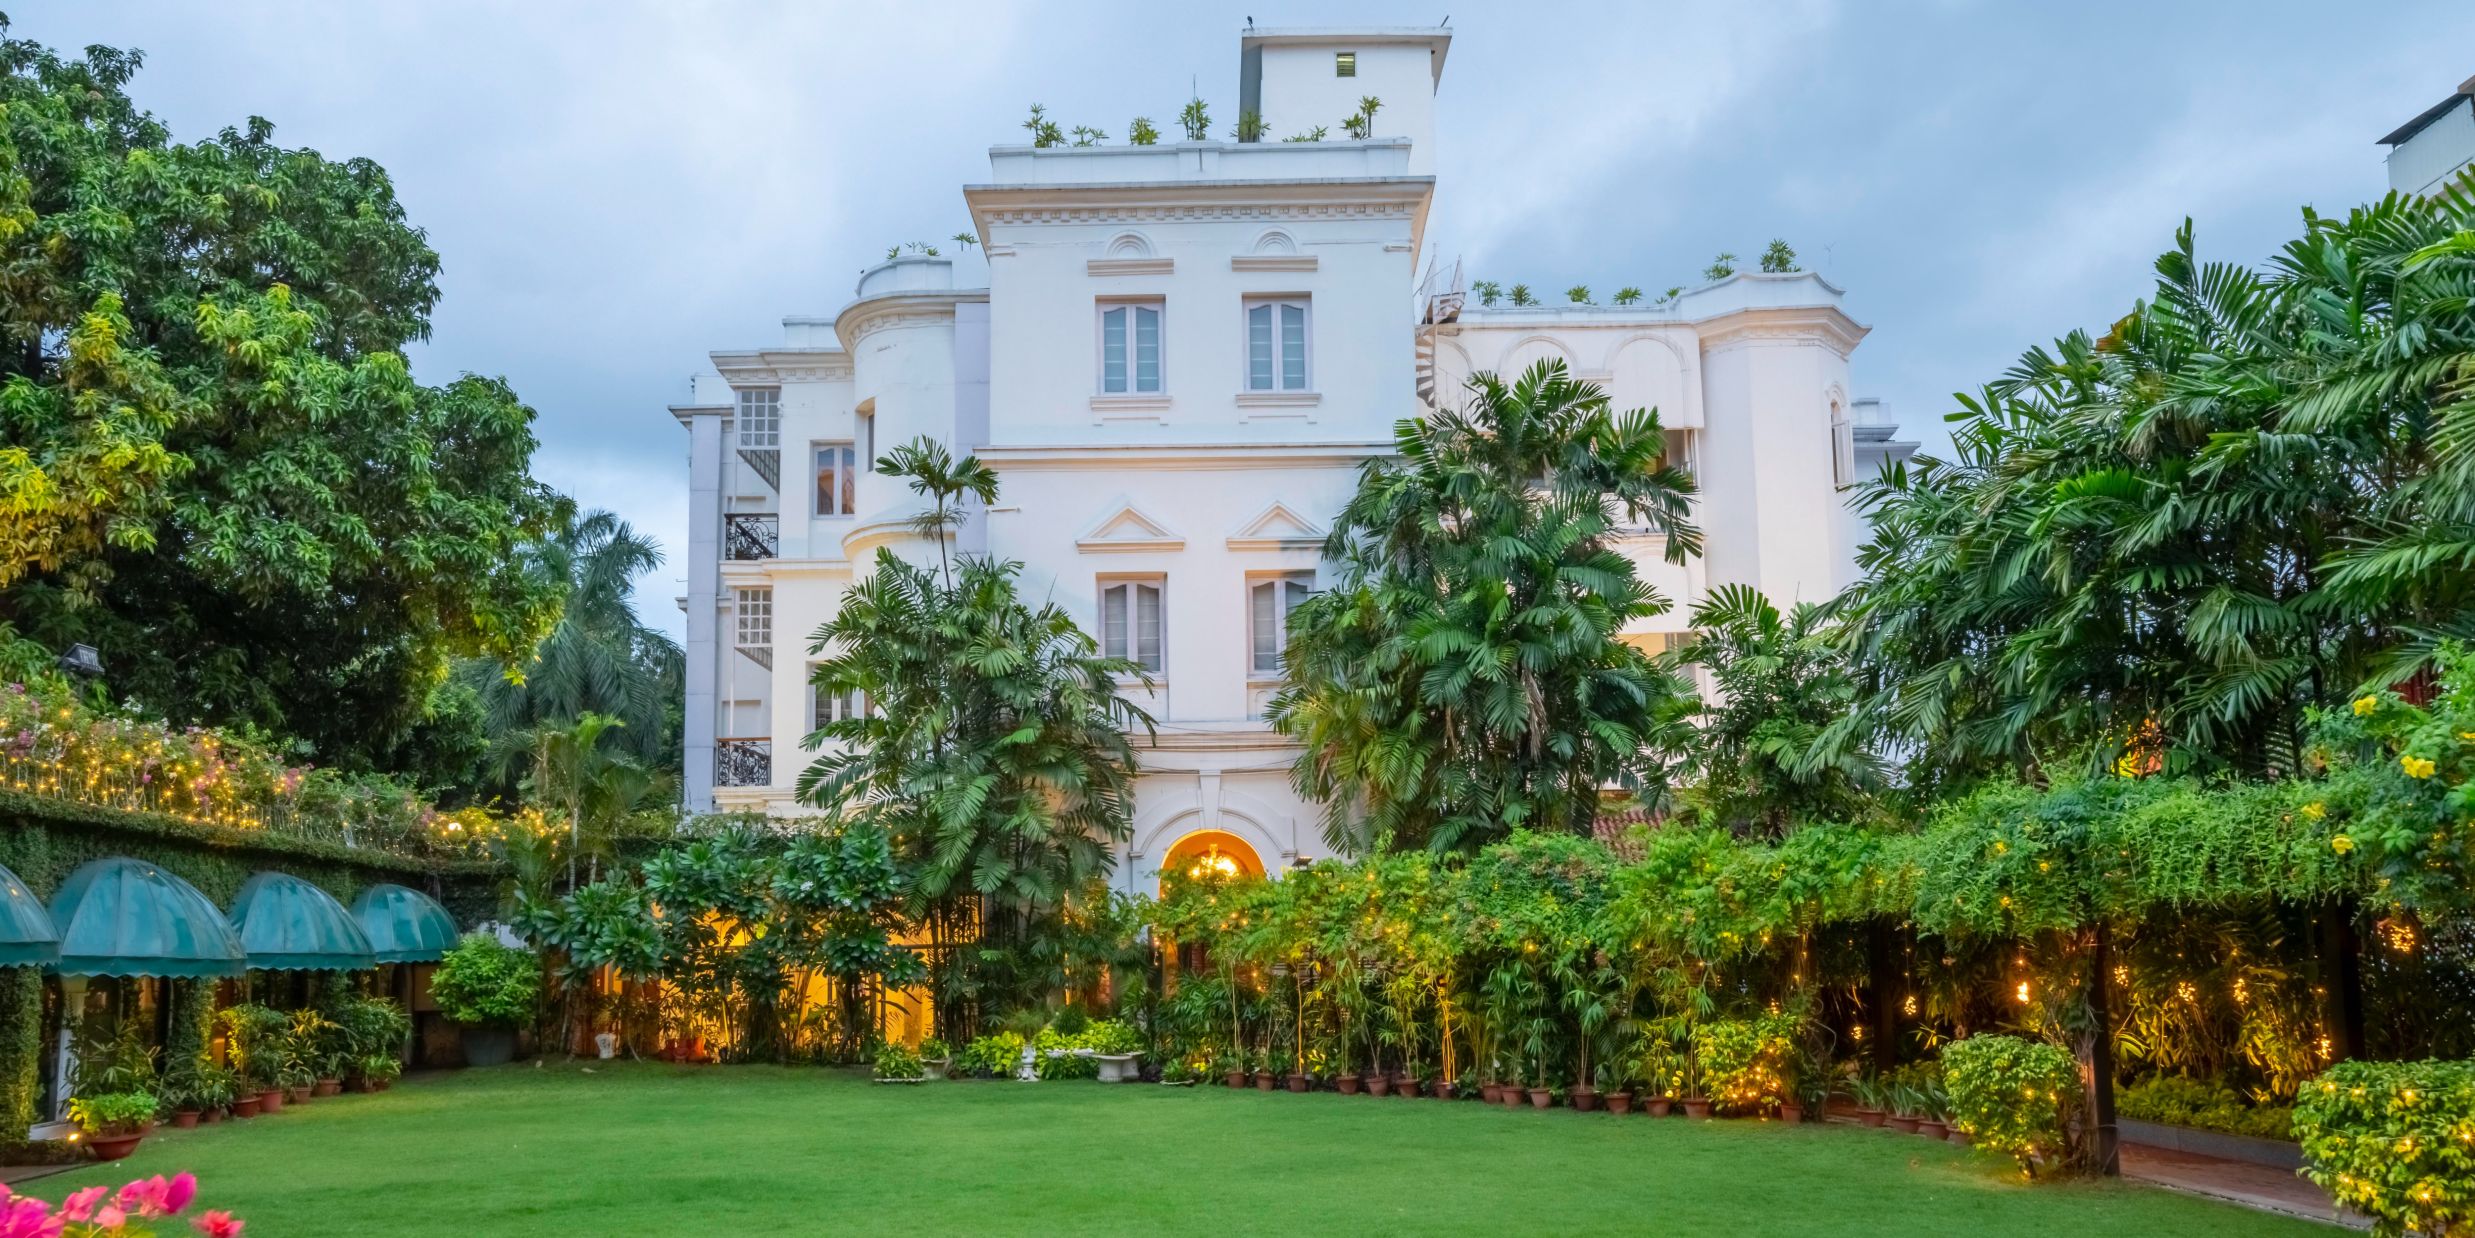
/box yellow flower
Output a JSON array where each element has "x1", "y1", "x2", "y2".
[
  {"x1": 2332, "y1": 835, "x2": 2355, "y2": 855},
  {"x1": 2402, "y1": 755, "x2": 2437, "y2": 779},
  {"x1": 2303, "y1": 802, "x2": 2326, "y2": 820},
  {"x1": 2353, "y1": 695, "x2": 2380, "y2": 717}
]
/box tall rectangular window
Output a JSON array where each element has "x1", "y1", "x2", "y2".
[
  {"x1": 1335, "y1": 52, "x2": 1356, "y2": 77},
  {"x1": 1244, "y1": 299, "x2": 1310, "y2": 391},
  {"x1": 1250, "y1": 574, "x2": 1312, "y2": 674},
  {"x1": 734, "y1": 587, "x2": 771, "y2": 647},
  {"x1": 737, "y1": 387, "x2": 780, "y2": 448},
  {"x1": 815, "y1": 442, "x2": 856, "y2": 516},
  {"x1": 808, "y1": 676, "x2": 868, "y2": 732},
  {"x1": 1829, "y1": 405, "x2": 1856, "y2": 488},
  {"x1": 1099, "y1": 579, "x2": 1163, "y2": 673},
  {"x1": 1100, "y1": 302, "x2": 1163, "y2": 394}
]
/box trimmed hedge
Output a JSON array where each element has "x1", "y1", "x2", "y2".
[
  {"x1": 1945, "y1": 1035, "x2": 2081, "y2": 1175},
  {"x1": 2295, "y1": 1059, "x2": 2475, "y2": 1238}
]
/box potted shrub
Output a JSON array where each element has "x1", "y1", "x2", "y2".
[
  {"x1": 1220, "y1": 1052, "x2": 1247, "y2": 1090},
  {"x1": 194, "y1": 1063, "x2": 238, "y2": 1123},
  {"x1": 1478, "y1": 1080, "x2": 1499, "y2": 1104},
  {"x1": 1337, "y1": 1070, "x2": 1364, "y2": 1095},
  {"x1": 160, "y1": 1059, "x2": 205, "y2": 1129},
  {"x1": 1847, "y1": 1069, "x2": 1891, "y2": 1127},
  {"x1": 1913, "y1": 1066, "x2": 1951, "y2": 1139},
  {"x1": 68, "y1": 1091, "x2": 157, "y2": 1161},
  {"x1": 919, "y1": 1037, "x2": 952, "y2": 1080},
  {"x1": 1086, "y1": 1020, "x2": 1144, "y2": 1084},
  {"x1": 431, "y1": 932, "x2": 540, "y2": 1068},
  {"x1": 1499, "y1": 1072, "x2": 1526, "y2": 1109},
  {"x1": 1159, "y1": 1059, "x2": 1199, "y2": 1087},
  {"x1": 873, "y1": 1043, "x2": 926, "y2": 1083},
  {"x1": 1886, "y1": 1070, "x2": 1924, "y2": 1134}
]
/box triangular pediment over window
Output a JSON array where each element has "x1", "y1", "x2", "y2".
[
  {"x1": 1076, "y1": 501, "x2": 1186, "y2": 553},
  {"x1": 1225, "y1": 501, "x2": 1326, "y2": 552}
]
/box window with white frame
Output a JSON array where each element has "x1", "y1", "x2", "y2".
[
  {"x1": 1244, "y1": 299, "x2": 1310, "y2": 391},
  {"x1": 1249, "y1": 574, "x2": 1312, "y2": 675},
  {"x1": 815, "y1": 442, "x2": 857, "y2": 516},
  {"x1": 1829, "y1": 402, "x2": 1856, "y2": 488},
  {"x1": 1099, "y1": 301, "x2": 1163, "y2": 394},
  {"x1": 737, "y1": 387, "x2": 780, "y2": 448},
  {"x1": 808, "y1": 675, "x2": 868, "y2": 732},
  {"x1": 1098, "y1": 579, "x2": 1163, "y2": 673},
  {"x1": 734, "y1": 587, "x2": 771, "y2": 647}
]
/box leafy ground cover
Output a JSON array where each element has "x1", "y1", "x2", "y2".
[{"x1": 42, "y1": 1062, "x2": 2331, "y2": 1236}]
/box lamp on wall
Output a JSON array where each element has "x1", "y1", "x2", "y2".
[{"x1": 55, "y1": 643, "x2": 103, "y2": 681}]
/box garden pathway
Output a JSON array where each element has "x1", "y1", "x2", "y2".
[{"x1": 2119, "y1": 1144, "x2": 2360, "y2": 1230}]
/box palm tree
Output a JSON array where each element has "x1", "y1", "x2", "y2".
[
  {"x1": 1664, "y1": 584, "x2": 1882, "y2": 836},
  {"x1": 464, "y1": 509, "x2": 682, "y2": 793},
  {"x1": 1273, "y1": 359, "x2": 1701, "y2": 854}
]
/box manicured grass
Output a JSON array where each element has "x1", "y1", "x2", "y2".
[{"x1": 47, "y1": 1061, "x2": 2329, "y2": 1235}]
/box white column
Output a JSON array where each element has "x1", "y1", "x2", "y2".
[{"x1": 683, "y1": 411, "x2": 724, "y2": 812}]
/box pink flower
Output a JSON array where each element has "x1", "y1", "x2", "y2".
[
  {"x1": 56, "y1": 1187, "x2": 105, "y2": 1221},
  {"x1": 192, "y1": 1209, "x2": 245, "y2": 1237},
  {"x1": 91, "y1": 1205, "x2": 126, "y2": 1229},
  {"x1": 117, "y1": 1173, "x2": 197, "y2": 1217},
  {"x1": 0, "y1": 1196, "x2": 60, "y2": 1238}
]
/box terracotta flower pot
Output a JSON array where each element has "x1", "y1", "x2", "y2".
[
  {"x1": 1887, "y1": 1114, "x2": 1921, "y2": 1134},
  {"x1": 203, "y1": 1107, "x2": 225, "y2": 1124},
  {"x1": 82, "y1": 1130, "x2": 145, "y2": 1162},
  {"x1": 1855, "y1": 1107, "x2": 1887, "y2": 1128},
  {"x1": 1337, "y1": 1074, "x2": 1362, "y2": 1095},
  {"x1": 1527, "y1": 1087, "x2": 1554, "y2": 1109},
  {"x1": 1253, "y1": 1070, "x2": 1276, "y2": 1091},
  {"x1": 348, "y1": 1077, "x2": 374, "y2": 1094},
  {"x1": 259, "y1": 1088, "x2": 285, "y2": 1113},
  {"x1": 1480, "y1": 1082, "x2": 1501, "y2": 1103},
  {"x1": 1681, "y1": 1097, "x2": 1712, "y2": 1119},
  {"x1": 1570, "y1": 1085, "x2": 1599, "y2": 1112},
  {"x1": 232, "y1": 1095, "x2": 263, "y2": 1119},
  {"x1": 1429, "y1": 1080, "x2": 1455, "y2": 1100},
  {"x1": 171, "y1": 1110, "x2": 200, "y2": 1129},
  {"x1": 1224, "y1": 1070, "x2": 1248, "y2": 1089},
  {"x1": 1500, "y1": 1085, "x2": 1525, "y2": 1110},
  {"x1": 1646, "y1": 1096, "x2": 1674, "y2": 1117},
  {"x1": 1396, "y1": 1076, "x2": 1420, "y2": 1098},
  {"x1": 314, "y1": 1078, "x2": 341, "y2": 1098},
  {"x1": 1606, "y1": 1091, "x2": 1634, "y2": 1115},
  {"x1": 1285, "y1": 1072, "x2": 1308, "y2": 1093},
  {"x1": 1948, "y1": 1129, "x2": 1972, "y2": 1147},
  {"x1": 1917, "y1": 1119, "x2": 1949, "y2": 1139},
  {"x1": 1367, "y1": 1075, "x2": 1391, "y2": 1097},
  {"x1": 285, "y1": 1085, "x2": 312, "y2": 1104},
  {"x1": 1779, "y1": 1101, "x2": 1804, "y2": 1124}
]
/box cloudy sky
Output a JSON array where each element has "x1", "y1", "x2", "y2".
[{"x1": 15, "y1": 1, "x2": 2475, "y2": 635}]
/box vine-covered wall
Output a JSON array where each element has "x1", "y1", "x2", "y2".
[{"x1": 0, "y1": 968, "x2": 38, "y2": 1145}]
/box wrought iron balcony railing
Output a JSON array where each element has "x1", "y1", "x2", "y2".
[
  {"x1": 714, "y1": 738, "x2": 772, "y2": 787},
  {"x1": 724, "y1": 513, "x2": 778, "y2": 561}
]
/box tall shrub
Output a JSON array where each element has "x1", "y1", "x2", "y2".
[
  {"x1": 2294, "y1": 1059, "x2": 2475, "y2": 1238},
  {"x1": 1944, "y1": 1035, "x2": 2081, "y2": 1176}
]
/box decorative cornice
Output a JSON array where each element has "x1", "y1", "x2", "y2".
[
  {"x1": 1077, "y1": 500, "x2": 1186, "y2": 553},
  {"x1": 836, "y1": 297, "x2": 967, "y2": 350},
  {"x1": 981, "y1": 201, "x2": 1417, "y2": 227},
  {"x1": 1694, "y1": 305, "x2": 1871, "y2": 357},
  {"x1": 976, "y1": 441, "x2": 1392, "y2": 472},
  {"x1": 710, "y1": 349, "x2": 853, "y2": 386},
  {"x1": 1226, "y1": 500, "x2": 1327, "y2": 552},
  {"x1": 1231, "y1": 254, "x2": 1318, "y2": 273},
  {"x1": 1233, "y1": 391, "x2": 1321, "y2": 408},
  {"x1": 1088, "y1": 257, "x2": 1174, "y2": 276}
]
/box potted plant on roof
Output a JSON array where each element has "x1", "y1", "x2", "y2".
[
  {"x1": 431, "y1": 932, "x2": 541, "y2": 1069},
  {"x1": 68, "y1": 1091, "x2": 157, "y2": 1161}
]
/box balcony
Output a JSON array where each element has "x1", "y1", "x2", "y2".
[
  {"x1": 724, "y1": 513, "x2": 778, "y2": 561},
  {"x1": 715, "y1": 738, "x2": 771, "y2": 787}
]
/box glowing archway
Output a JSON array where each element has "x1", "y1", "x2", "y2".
[{"x1": 1158, "y1": 829, "x2": 1265, "y2": 893}]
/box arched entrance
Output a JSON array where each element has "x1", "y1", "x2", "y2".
[{"x1": 1157, "y1": 829, "x2": 1265, "y2": 894}]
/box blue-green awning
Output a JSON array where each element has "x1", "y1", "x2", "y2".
[
  {"x1": 49, "y1": 858, "x2": 245, "y2": 978},
  {"x1": 0, "y1": 862, "x2": 58, "y2": 967},
  {"x1": 229, "y1": 872, "x2": 376, "y2": 971},
  {"x1": 349, "y1": 883, "x2": 460, "y2": 964}
]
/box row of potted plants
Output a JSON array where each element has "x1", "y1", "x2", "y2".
[
  {"x1": 1842, "y1": 1063, "x2": 1966, "y2": 1143},
  {"x1": 65, "y1": 999, "x2": 413, "y2": 1161}
]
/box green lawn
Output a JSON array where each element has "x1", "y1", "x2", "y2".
[{"x1": 44, "y1": 1061, "x2": 2328, "y2": 1235}]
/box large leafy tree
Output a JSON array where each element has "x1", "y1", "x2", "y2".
[
  {"x1": 1273, "y1": 360, "x2": 1701, "y2": 855},
  {"x1": 0, "y1": 26, "x2": 563, "y2": 772},
  {"x1": 1664, "y1": 584, "x2": 1883, "y2": 837},
  {"x1": 1833, "y1": 188, "x2": 2475, "y2": 786},
  {"x1": 797, "y1": 438, "x2": 1153, "y2": 1026}
]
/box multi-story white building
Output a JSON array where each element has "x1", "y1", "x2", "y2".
[
  {"x1": 2381, "y1": 73, "x2": 2475, "y2": 198},
  {"x1": 668, "y1": 26, "x2": 1913, "y2": 893}
]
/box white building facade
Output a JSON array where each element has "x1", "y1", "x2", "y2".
[{"x1": 668, "y1": 27, "x2": 1913, "y2": 894}]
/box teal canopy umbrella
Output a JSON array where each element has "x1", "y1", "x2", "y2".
[
  {"x1": 349, "y1": 883, "x2": 460, "y2": 964},
  {"x1": 229, "y1": 872, "x2": 377, "y2": 971},
  {"x1": 0, "y1": 861, "x2": 58, "y2": 967},
  {"x1": 48, "y1": 858, "x2": 245, "y2": 978}
]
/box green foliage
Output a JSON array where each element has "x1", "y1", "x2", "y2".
[
  {"x1": 327, "y1": 998, "x2": 413, "y2": 1066},
  {"x1": 959, "y1": 1031, "x2": 1026, "y2": 1078},
  {"x1": 1033, "y1": 1029, "x2": 1102, "y2": 1080},
  {"x1": 1702, "y1": 253, "x2": 1736, "y2": 281},
  {"x1": 1283, "y1": 126, "x2": 1329, "y2": 143},
  {"x1": 1178, "y1": 97, "x2": 1210, "y2": 142},
  {"x1": 1943, "y1": 1035, "x2": 2080, "y2": 1174},
  {"x1": 2294, "y1": 1059, "x2": 2475, "y2": 1237},
  {"x1": 1230, "y1": 109, "x2": 1266, "y2": 142},
  {"x1": 1082, "y1": 1019, "x2": 1143, "y2": 1055},
  {"x1": 1127, "y1": 117, "x2": 1159, "y2": 146},
  {"x1": 1665, "y1": 584, "x2": 1885, "y2": 836},
  {"x1": 215, "y1": 1004, "x2": 288, "y2": 1087},
  {"x1": 2118, "y1": 1075, "x2": 2293, "y2": 1140},
  {"x1": 1508, "y1": 283, "x2": 1537, "y2": 307},
  {"x1": 1272, "y1": 361, "x2": 1699, "y2": 854},
  {"x1": 66, "y1": 1089, "x2": 155, "y2": 1135},
  {"x1": 918, "y1": 1036, "x2": 949, "y2": 1061},
  {"x1": 1566, "y1": 285, "x2": 1591, "y2": 304},
  {"x1": 1471, "y1": 280, "x2": 1501, "y2": 307},
  {"x1": 1612, "y1": 287, "x2": 1643, "y2": 305},
  {"x1": 1069, "y1": 126, "x2": 1108, "y2": 147},
  {"x1": 873, "y1": 1042, "x2": 924, "y2": 1080},
  {"x1": 1341, "y1": 96, "x2": 1382, "y2": 139},
  {"x1": 1695, "y1": 1015, "x2": 1796, "y2": 1112},
  {"x1": 0, "y1": 28, "x2": 566, "y2": 778},
  {"x1": 1021, "y1": 103, "x2": 1063, "y2": 147},
  {"x1": 1759, "y1": 240, "x2": 1798, "y2": 273},
  {"x1": 431, "y1": 933, "x2": 541, "y2": 1027},
  {"x1": 0, "y1": 968, "x2": 36, "y2": 1137}
]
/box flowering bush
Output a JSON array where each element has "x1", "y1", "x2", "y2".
[
  {"x1": 2293, "y1": 1059, "x2": 2475, "y2": 1238},
  {"x1": 1694, "y1": 1015, "x2": 1795, "y2": 1114},
  {"x1": 1944, "y1": 1035, "x2": 2081, "y2": 1176},
  {"x1": 2305, "y1": 644, "x2": 2475, "y2": 911},
  {"x1": 0, "y1": 1171, "x2": 244, "y2": 1236}
]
